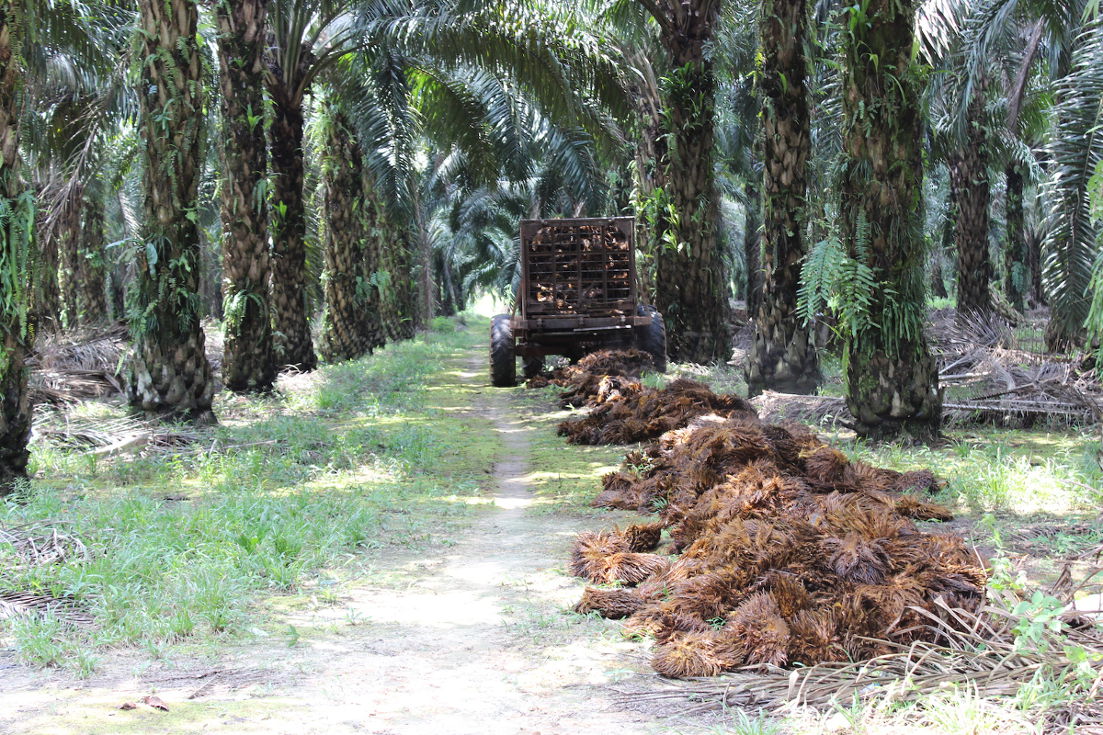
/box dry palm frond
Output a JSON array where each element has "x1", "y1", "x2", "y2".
[
  {"x1": 0, "y1": 522, "x2": 89, "y2": 566},
  {"x1": 28, "y1": 324, "x2": 128, "y2": 405},
  {"x1": 0, "y1": 590, "x2": 94, "y2": 627},
  {"x1": 31, "y1": 410, "x2": 201, "y2": 455}
]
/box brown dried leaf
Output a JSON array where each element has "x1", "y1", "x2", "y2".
[{"x1": 140, "y1": 695, "x2": 169, "y2": 712}]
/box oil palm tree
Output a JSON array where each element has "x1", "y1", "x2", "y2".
[
  {"x1": 315, "y1": 95, "x2": 384, "y2": 362},
  {"x1": 625, "y1": 0, "x2": 732, "y2": 362},
  {"x1": 126, "y1": 0, "x2": 215, "y2": 422},
  {"x1": 216, "y1": 0, "x2": 276, "y2": 392},
  {"x1": 67, "y1": 181, "x2": 110, "y2": 324},
  {"x1": 840, "y1": 0, "x2": 941, "y2": 439},
  {"x1": 0, "y1": 0, "x2": 36, "y2": 493},
  {"x1": 264, "y1": 0, "x2": 371, "y2": 371},
  {"x1": 746, "y1": 0, "x2": 821, "y2": 396}
]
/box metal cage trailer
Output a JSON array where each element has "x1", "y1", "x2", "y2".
[{"x1": 490, "y1": 216, "x2": 667, "y2": 386}]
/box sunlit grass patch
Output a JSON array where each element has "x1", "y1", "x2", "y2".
[
  {"x1": 832, "y1": 428, "x2": 1103, "y2": 514},
  {"x1": 509, "y1": 386, "x2": 626, "y2": 514},
  {"x1": 2, "y1": 318, "x2": 501, "y2": 675}
]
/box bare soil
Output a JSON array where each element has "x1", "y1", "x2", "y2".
[{"x1": 0, "y1": 356, "x2": 673, "y2": 735}]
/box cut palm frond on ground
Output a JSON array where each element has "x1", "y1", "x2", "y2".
[
  {"x1": 0, "y1": 591, "x2": 95, "y2": 628},
  {"x1": 0, "y1": 522, "x2": 88, "y2": 566},
  {"x1": 30, "y1": 408, "x2": 202, "y2": 455},
  {"x1": 27, "y1": 324, "x2": 128, "y2": 405}
]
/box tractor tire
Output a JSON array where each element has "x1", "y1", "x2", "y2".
[
  {"x1": 490, "y1": 314, "x2": 516, "y2": 387},
  {"x1": 523, "y1": 355, "x2": 544, "y2": 379},
  {"x1": 635, "y1": 304, "x2": 668, "y2": 372}
]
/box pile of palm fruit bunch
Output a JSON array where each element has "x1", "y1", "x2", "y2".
[
  {"x1": 542, "y1": 351, "x2": 986, "y2": 678},
  {"x1": 527, "y1": 348, "x2": 654, "y2": 408},
  {"x1": 557, "y1": 378, "x2": 757, "y2": 444},
  {"x1": 569, "y1": 416, "x2": 985, "y2": 678}
]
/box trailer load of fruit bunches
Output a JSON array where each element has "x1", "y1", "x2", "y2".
[{"x1": 525, "y1": 222, "x2": 632, "y2": 315}]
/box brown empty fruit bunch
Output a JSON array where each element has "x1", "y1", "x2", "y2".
[{"x1": 556, "y1": 372, "x2": 985, "y2": 678}]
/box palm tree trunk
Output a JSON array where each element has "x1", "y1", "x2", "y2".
[
  {"x1": 743, "y1": 181, "x2": 761, "y2": 316},
  {"x1": 1003, "y1": 164, "x2": 1025, "y2": 312},
  {"x1": 267, "y1": 61, "x2": 317, "y2": 372},
  {"x1": 436, "y1": 248, "x2": 456, "y2": 316},
  {"x1": 58, "y1": 193, "x2": 111, "y2": 328},
  {"x1": 359, "y1": 169, "x2": 387, "y2": 351},
  {"x1": 57, "y1": 182, "x2": 85, "y2": 328},
  {"x1": 319, "y1": 112, "x2": 376, "y2": 363},
  {"x1": 200, "y1": 229, "x2": 222, "y2": 320},
  {"x1": 1, "y1": 0, "x2": 36, "y2": 494},
  {"x1": 840, "y1": 0, "x2": 940, "y2": 440},
  {"x1": 948, "y1": 95, "x2": 993, "y2": 320},
  {"x1": 929, "y1": 247, "x2": 948, "y2": 299},
  {"x1": 72, "y1": 186, "x2": 109, "y2": 324},
  {"x1": 414, "y1": 188, "x2": 435, "y2": 325},
  {"x1": 217, "y1": 0, "x2": 275, "y2": 393},
  {"x1": 34, "y1": 188, "x2": 61, "y2": 333},
  {"x1": 1027, "y1": 224, "x2": 1044, "y2": 307},
  {"x1": 629, "y1": 52, "x2": 662, "y2": 302},
  {"x1": 128, "y1": 0, "x2": 215, "y2": 423},
  {"x1": 649, "y1": 0, "x2": 732, "y2": 363},
  {"x1": 380, "y1": 232, "x2": 417, "y2": 342},
  {"x1": 747, "y1": 0, "x2": 819, "y2": 396}
]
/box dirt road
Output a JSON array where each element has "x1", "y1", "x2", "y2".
[{"x1": 0, "y1": 353, "x2": 669, "y2": 735}]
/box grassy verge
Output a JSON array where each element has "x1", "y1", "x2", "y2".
[
  {"x1": 509, "y1": 383, "x2": 628, "y2": 514},
  {"x1": 0, "y1": 318, "x2": 501, "y2": 675}
]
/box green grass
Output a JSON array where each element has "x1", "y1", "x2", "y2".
[
  {"x1": 828, "y1": 428, "x2": 1103, "y2": 514},
  {"x1": 0, "y1": 317, "x2": 501, "y2": 674},
  {"x1": 509, "y1": 384, "x2": 629, "y2": 514}
]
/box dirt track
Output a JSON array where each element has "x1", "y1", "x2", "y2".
[{"x1": 0, "y1": 352, "x2": 667, "y2": 735}]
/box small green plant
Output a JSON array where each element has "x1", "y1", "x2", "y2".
[{"x1": 1010, "y1": 590, "x2": 1065, "y2": 652}]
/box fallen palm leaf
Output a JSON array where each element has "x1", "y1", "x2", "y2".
[
  {"x1": 0, "y1": 590, "x2": 94, "y2": 627},
  {"x1": 0, "y1": 522, "x2": 88, "y2": 566}
]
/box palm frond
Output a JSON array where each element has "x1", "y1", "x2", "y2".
[{"x1": 1044, "y1": 19, "x2": 1103, "y2": 340}]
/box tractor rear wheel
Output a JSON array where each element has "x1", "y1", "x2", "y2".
[
  {"x1": 635, "y1": 304, "x2": 668, "y2": 372},
  {"x1": 490, "y1": 314, "x2": 517, "y2": 387}
]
